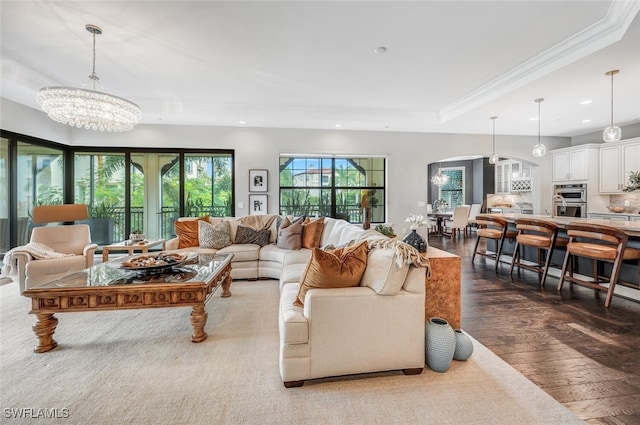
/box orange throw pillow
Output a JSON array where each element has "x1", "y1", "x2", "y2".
[
  {"x1": 301, "y1": 217, "x2": 325, "y2": 249},
  {"x1": 294, "y1": 241, "x2": 368, "y2": 307},
  {"x1": 174, "y1": 216, "x2": 210, "y2": 248}
]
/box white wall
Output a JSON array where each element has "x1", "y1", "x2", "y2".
[{"x1": 2, "y1": 98, "x2": 572, "y2": 231}]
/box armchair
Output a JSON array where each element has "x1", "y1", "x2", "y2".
[{"x1": 3, "y1": 205, "x2": 98, "y2": 294}]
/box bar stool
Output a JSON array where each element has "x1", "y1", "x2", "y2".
[
  {"x1": 557, "y1": 223, "x2": 628, "y2": 308},
  {"x1": 508, "y1": 218, "x2": 561, "y2": 287},
  {"x1": 472, "y1": 215, "x2": 517, "y2": 271}
]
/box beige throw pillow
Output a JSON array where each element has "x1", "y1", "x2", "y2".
[
  {"x1": 198, "y1": 220, "x2": 232, "y2": 249},
  {"x1": 276, "y1": 218, "x2": 303, "y2": 250}
]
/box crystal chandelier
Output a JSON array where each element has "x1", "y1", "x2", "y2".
[
  {"x1": 532, "y1": 98, "x2": 546, "y2": 157},
  {"x1": 489, "y1": 116, "x2": 499, "y2": 164},
  {"x1": 37, "y1": 24, "x2": 141, "y2": 132},
  {"x1": 603, "y1": 69, "x2": 622, "y2": 143},
  {"x1": 431, "y1": 162, "x2": 449, "y2": 187}
]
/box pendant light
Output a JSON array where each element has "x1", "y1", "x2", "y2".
[
  {"x1": 489, "y1": 116, "x2": 499, "y2": 164},
  {"x1": 532, "y1": 98, "x2": 546, "y2": 157},
  {"x1": 431, "y1": 162, "x2": 450, "y2": 187},
  {"x1": 603, "y1": 69, "x2": 622, "y2": 143}
]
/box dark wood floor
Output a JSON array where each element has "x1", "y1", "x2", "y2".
[{"x1": 428, "y1": 232, "x2": 640, "y2": 425}]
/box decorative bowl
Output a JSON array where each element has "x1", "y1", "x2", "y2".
[{"x1": 607, "y1": 206, "x2": 627, "y2": 213}]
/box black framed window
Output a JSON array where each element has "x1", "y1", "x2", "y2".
[{"x1": 279, "y1": 156, "x2": 385, "y2": 223}]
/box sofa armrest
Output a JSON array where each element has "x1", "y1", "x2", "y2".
[
  {"x1": 83, "y1": 244, "x2": 99, "y2": 266},
  {"x1": 9, "y1": 252, "x2": 32, "y2": 294},
  {"x1": 165, "y1": 237, "x2": 179, "y2": 250}
]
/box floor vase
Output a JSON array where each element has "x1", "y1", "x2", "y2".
[
  {"x1": 425, "y1": 317, "x2": 456, "y2": 372},
  {"x1": 453, "y1": 329, "x2": 474, "y2": 361},
  {"x1": 403, "y1": 229, "x2": 427, "y2": 253}
]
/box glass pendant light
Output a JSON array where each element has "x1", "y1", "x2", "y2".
[
  {"x1": 603, "y1": 69, "x2": 622, "y2": 143},
  {"x1": 489, "y1": 116, "x2": 499, "y2": 164},
  {"x1": 532, "y1": 98, "x2": 546, "y2": 157}
]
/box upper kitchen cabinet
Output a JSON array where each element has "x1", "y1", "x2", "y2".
[
  {"x1": 599, "y1": 138, "x2": 640, "y2": 193},
  {"x1": 495, "y1": 159, "x2": 532, "y2": 194},
  {"x1": 552, "y1": 145, "x2": 598, "y2": 182}
]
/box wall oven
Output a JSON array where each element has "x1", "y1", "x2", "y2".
[{"x1": 553, "y1": 183, "x2": 587, "y2": 218}]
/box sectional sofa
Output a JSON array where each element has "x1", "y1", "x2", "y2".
[{"x1": 166, "y1": 214, "x2": 429, "y2": 387}]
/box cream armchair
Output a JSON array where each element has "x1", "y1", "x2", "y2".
[{"x1": 5, "y1": 205, "x2": 98, "y2": 294}]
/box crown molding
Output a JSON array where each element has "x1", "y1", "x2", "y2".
[{"x1": 438, "y1": 0, "x2": 640, "y2": 123}]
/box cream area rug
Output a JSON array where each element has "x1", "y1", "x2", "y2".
[{"x1": 0, "y1": 280, "x2": 584, "y2": 425}]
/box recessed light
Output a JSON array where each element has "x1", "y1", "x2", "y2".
[
  {"x1": 580, "y1": 100, "x2": 592, "y2": 105},
  {"x1": 238, "y1": 120, "x2": 246, "y2": 125},
  {"x1": 335, "y1": 124, "x2": 342, "y2": 128},
  {"x1": 529, "y1": 117, "x2": 538, "y2": 121},
  {"x1": 581, "y1": 119, "x2": 592, "y2": 123},
  {"x1": 374, "y1": 46, "x2": 387, "y2": 54}
]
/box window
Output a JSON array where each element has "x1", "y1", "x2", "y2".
[
  {"x1": 438, "y1": 167, "x2": 464, "y2": 207},
  {"x1": 279, "y1": 156, "x2": 385, "y2": 223}
]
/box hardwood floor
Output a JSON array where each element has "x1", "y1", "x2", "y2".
[{"x1": 428, "y1": 232, "x2": 640, "y2": 425}]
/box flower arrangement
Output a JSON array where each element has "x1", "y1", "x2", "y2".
[
  {"x1": 405, "y1": 213, "x2": 427, "y2": 231},
  {"x1": 433, "y1": 199, "x2": 449, "y2": 213},
  {"x1": 623, "y1": 171, "x2": 640, "y2": 192}
]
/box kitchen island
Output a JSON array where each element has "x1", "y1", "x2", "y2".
[{"x1": 484, "y1": 213, "x2": 640, "y2": 302}]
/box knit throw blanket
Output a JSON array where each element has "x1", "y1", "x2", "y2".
[
  {"x1": 358, "y1": 232, "x2": 431, "y2": 276},
  {"x1": 237, "y1": 215, "x2": 277, "y2": 231},
  {"x1": 1, "y1": 242, "x2": 73, "y2": 279}
]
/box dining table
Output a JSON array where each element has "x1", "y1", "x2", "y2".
[{"x1": 428, "y1": 212, "x2": 453, "y2": 236}]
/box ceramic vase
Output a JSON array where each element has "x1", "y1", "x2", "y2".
[
  {"x1": 453, "y1": 329, "x2": 474, "y2": 361},
  {"x1": 403, "y1": 229, "x2": 427, "y2": 252},
  {"x1": 425, "y1": 317, "x2": 456, "y2": 373}
]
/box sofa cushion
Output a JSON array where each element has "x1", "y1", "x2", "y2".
[
  {"x1": 360, "y1": 248, "x2": 410, "y2": 295},
  {"x1": 198, "y1": 220, "x2": 232, "y2": 249},
  {"x1": 294, "y1": 241, "x2": 368, "y2": 307},
  {"x1": 174, "y1": 216, "x2": 210, "y2": 248},
  {"x1": 301, "y1": 217, "x2": 325, "y2": 249},
  {"x1": 218, "y1": 243, "x2": 260, "y2": 262},
  {"x1": 235, "y1": 225, "x2": 271, "y2": 246},
  {"x1": 276, "y1": 218, "x2": 303, "y2": 250}
]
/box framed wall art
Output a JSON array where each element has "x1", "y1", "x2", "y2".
[
  {"x1": 249, "y1": 169, "x2": 268, "y2": 192},
  {"x1": 249, "y1": 194, "x2": 268, "y2": 215}
]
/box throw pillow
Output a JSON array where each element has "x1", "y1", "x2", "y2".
[
  {"x1": 301, "y1": 217, "x2": 325, "y2": 249},
  {"x1": 360, "y1": 248, "x2": 410, "y2": 295},
  {"x1": 174, "y1": 216, "x2": 210, "y2": 249},
  {"x1": 276, "y1": 218, "x2": 303, "y2": 250},
  {"x1": 235, "y1": 225, "x2": 271, "y2": 246},
  {"x1": 198, "y1": 220, "x2": 232, "y2": 249},
  {"x1": 294, "y1": 241, "x2": 368, "y2": 307}
]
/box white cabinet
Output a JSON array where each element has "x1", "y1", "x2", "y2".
[
  {"x1": 495, "y1": 160, "x2": 532, "y2": 194},
  {"x1": 588, "y1": 213, "x2": 629, "y2": 221},
  {"x1": 553, "y1": 149, "x2": 588, "y2": 182},
  {"x1": 599, "y1": 139, "x2": 640, "y2": 193}
]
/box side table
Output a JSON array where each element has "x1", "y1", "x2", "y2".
[
  {"x1": 424, "y1": 246, "x2": 461, "y2": 329},
  {"x1": 101, "y1": 239, "x2": 167, "y2": 263}
]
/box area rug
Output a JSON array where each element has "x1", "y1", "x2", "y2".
[{"x1": 0, "y1": 280, "x2": 584, "y2": 424}]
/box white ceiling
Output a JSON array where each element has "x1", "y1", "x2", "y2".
[{"x1": 1, "y1": 0, "x2": 639, "y2": 138}]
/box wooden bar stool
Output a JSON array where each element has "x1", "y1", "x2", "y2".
[
  {"x1": 472, "y1": 215, "x2": 517, "y2": 272},
  {"x1": 508, "y1": 218, "x2": 561, "y2": 287},
  {"x1": 557, "y1": 223, "x2": 628, "y2": 308}
]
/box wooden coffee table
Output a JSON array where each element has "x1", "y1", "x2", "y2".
[
  {"x1": 22, "y1": 253, "x2": 233, "y2": 353},
  {"x1": 101, "y1": 239, "x2": 166, "y2": 262}
]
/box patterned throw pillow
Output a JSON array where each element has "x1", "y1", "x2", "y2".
[
  {"x1": 198, "y1": 220, "x2": 232, "y2": 249},
  {"x1": 235, "y1": 225, "x2": 271, "y2": 246},
  {"x1": 294, "y1": 241, "x2": 369, "y2": 307}
]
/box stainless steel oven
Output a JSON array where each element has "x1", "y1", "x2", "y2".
[{"x1": 553, "y1": 183, "x2": 587, "y2": 218}]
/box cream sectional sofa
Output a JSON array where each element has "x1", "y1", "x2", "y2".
[{"x1": 166, "y1": 214, "x2": 428, "y2": 387}]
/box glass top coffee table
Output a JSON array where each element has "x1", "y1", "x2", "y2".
[{"x1": 22, "y1": 252, "x2": 233, "y2": 353}]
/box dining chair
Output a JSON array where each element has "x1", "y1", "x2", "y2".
[
  {"x1": 444, "y1": 205, "x2": 470, "y2": 239},
  {"x1": 466, "y1": 204, "x2": 482, "y2": 232}
]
